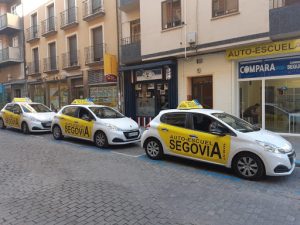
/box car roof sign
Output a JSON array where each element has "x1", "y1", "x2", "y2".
[
  {"x1": 12, "y1": 98, "x2": 32, "y2": 103},
  {"x1": 177, "y1": 100, "x2": 203, "y2": 110},
  {"x1": 71, "y1": 99, "x2": 95, "y2": 105}
]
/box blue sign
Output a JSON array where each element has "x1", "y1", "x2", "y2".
[
  {"x1": 0, "y1": 84, "x2": 3, "y2": 94},
  {"x1": 239, "y1": 56, "x2": 300, "y2": 79}
]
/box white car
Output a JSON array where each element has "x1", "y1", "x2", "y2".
[
  {"x1": 51, "y1": 100, "x2": 141, "y2": 147},
  {"x1": 0, "y1": 98, "x2": 55, "y2": 134},
  {"x1": 141, "y1": 101, "x2": 296, "y2": 180}
]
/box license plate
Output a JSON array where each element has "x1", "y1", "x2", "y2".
[{"x1": 128, "y1": 132, "x2": 138, "y2": 137}]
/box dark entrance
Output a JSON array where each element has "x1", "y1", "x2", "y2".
[{"x1": 192, "y1": 76, "x2": 213, "y2": 109}]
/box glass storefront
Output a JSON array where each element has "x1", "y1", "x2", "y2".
[
  {"x1": 239, "y1": 56, "x2": 300, "y2": 134},
  {"x1": 48, "y1": 81, "x2": 69, "y2": 112},
  {"x1": 89, "y1": 84, "x2": 118, "y2": 108},
  {"x1": 30, "y1": 84, "x2": 45, "y2": 104}
]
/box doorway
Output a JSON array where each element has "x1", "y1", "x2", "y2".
[{"x1": 192, "y1": 76, "x2": 213, "y2": 109}]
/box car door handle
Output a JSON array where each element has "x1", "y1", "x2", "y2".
[
  {"x1": 161, "y1": 128, "x2": 168, "y2": 132},
  {"x1": 189, "y1": 135, "x2": 198, "y2": 139}
]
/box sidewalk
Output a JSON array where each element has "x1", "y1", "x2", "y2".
[{"x1": 282, "y1": 136, "x2": 300, "y2": 166}]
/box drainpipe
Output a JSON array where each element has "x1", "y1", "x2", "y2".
[{"x1": 184, "y1": 0, "x2": 187, "y2": 58}]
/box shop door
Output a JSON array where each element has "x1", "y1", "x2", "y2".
[
  {"x1": 92, "y1": 26, "x2": 103, "y2": 61},
  {"x1": 192, "y1": 76, "x2": 213, "y2": 109}
]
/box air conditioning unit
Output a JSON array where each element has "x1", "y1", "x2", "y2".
[{"x1": 187, "y1": 32, "x2": 197, "y2": 45}]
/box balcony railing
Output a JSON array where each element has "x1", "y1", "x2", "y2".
[
  {"x1": 82, "y1": 0, "x2": 105, "y2": 21},
  {"x1": 27, "y1": 61, "x2": 41, "y2": 75},
  {"x1": 41, "y1": 16, "x2": 57, "y2": 37},
  {"x1": 84, "y1": 44, "x2": 104, "y2": 65},
  {"x1": 26, "y1": 25, "x2": 40, "y2": 42},
  {"x1": 0, "y1": 47, "x2": 22, "y2": 64},
  {"x1": 119, "y1": 0, "x2": 139, "y2": 12},
  {"x1": 62, "y1": 51, "x2": 80, "y2": 70},
  {"x1": 0, "y1": 13, "x2": 21, "y2": 33},
  {"x1": 60, "y1": 7, "x2": 78, "y2": 29},
  {"x1": 43, "y1": 56, "x2": 59, "y2": 73},
  {"x1": 121, "y1": 34, "x2": 141, "y2": 64}
]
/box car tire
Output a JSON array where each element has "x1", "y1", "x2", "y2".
[
  {"x1": 21, "y1": 122, "x2": 30, "y2": 134},
  {"x1": 94, "y1": 131, "x2": 108, "y2": 148},
  {"x1": 144, "y1": 138, "x2": 164, "y2": 160},
  {"x1": 0, "y1": 118, "x2": 6, "y2": 129},
  {"x1": 52, "y1": 125, "x2": 64, "y2": 140},
  {"x1": 232, "y1": 152, "x2": 265, "y2": 180}
]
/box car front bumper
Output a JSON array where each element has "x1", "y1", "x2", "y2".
[
  {"x1": 264, "y1": 151, "x2": 296, "y2": 176},
  {"x1": 107, "y1": 129, "x2": 141, "y2": 145},
  {"x1": 28, "y1": 121, "x2": 52, "y2": 132}
]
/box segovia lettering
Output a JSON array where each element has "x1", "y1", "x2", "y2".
[
  {"x1": 65, "y1": 123, "x2": 90, "y2": 138},
  {"x1": 5, "y1": 116, "x2": 19, "y2": 127},
  {"x1": 169, "y1": 135, "x2": 223, "y2": 160}
]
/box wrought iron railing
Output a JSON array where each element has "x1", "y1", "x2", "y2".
[
  {"x1": 84, "y1": 44, "x2": 105, "y2": 64},
  {"x1": 62, "y1": 51, "x2": 80, "y2": 69},
  {"x1": 82, "y1": 0, "x2": 104, "y2": 19},
  {"x1": 27, "y1": 61, "x2": 40, "y2": 75},
  {"x1": 60, "y1": 7, "x2": 78, "y2": 28},
  {"x1": 41, "y1": 16, "x2": 57, "y2": 35},
  {"x1": 43, "y1": 56, "x2": 59, "y2": 72},
  {"x1": 0, "y1": 47, "x2": 22, "y2": 63},
  {"x1": 26, "y1": 25, "x2": 39, "y2": 42}
]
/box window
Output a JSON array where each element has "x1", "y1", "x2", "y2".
[
  {"x1": 13, "y1": 105, "x2": 22, "y2": 114},
  {"x1": 192, "y1": 114, "x2": 214, "y2": 133},
  {"x1": 5, "y1": 104, "x2": 14, "y2": 112},
  {"x1": 89, "y1": 107, "x2": 124, "y2": 119},
  {"x1": 130, "y1": 19, "x2": 141, "y2": 43},
  {"x1": 68, "y1": 35, "x2": 77, "y2": 66},
  {"x1": 32, "y1": 48, "x2": 39, "y2": 73},
  {"x1": 29, "y1": 104, "x2": 52, "y2": 113},
  {"x1": 78, "y1": 107, "x2": 95, "y2": 121},
  {"x1": 62, "y1": 106, "x2": 77, "y2": 117},
  {"x1": 48, "y1": 42, "x2": 57, "y2": 70},
  {"x1": 270, "y1": 0, "x2": 300, "y2": 9},
  {"x1": 160, "y1": 113, "x2": 187, "y2": 128},
  {"x1": 162, "y1": 0, "x2": 181, "y2": 30},
  {"x1": 212, "y1": 0, "x2": 238, "y2": 18}
]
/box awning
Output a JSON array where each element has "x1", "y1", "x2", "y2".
[{"x1": 119, "y1": 60, "x2": 176, "y2": 72}]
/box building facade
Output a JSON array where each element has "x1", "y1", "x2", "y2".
[
  {"x1": 119, "y1": 0, "x2": 300, "y2": 135},
  {"x1": 24, "y1": 0, "x2": 118, "y2": 112},
  {"x1": 0, "y1": 0, "x2": 25, "y2": 108}
]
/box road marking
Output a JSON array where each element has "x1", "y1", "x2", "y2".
[{"x1": 112, "y1": 151, "x2": 145, "y2": 158}]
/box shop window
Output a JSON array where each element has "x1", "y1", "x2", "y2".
[
  {"x1": 160, "y1": 113, "x2": 187, "y2": 128},
  {"x1": 212, "y1": 0, "x2": 238, "y2": 18},
  {"x1": 270, "y1": 0, "x2": 300, "y2": 9},
  {"x1": 162, "y1": 0, "x2": 182, "y2": 30}
]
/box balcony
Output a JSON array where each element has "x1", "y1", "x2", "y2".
[
  {"x1": 82, "y1": 0, "x2": 105, "y2": 21},
  {"x1": 0, "y1": 13, "x2": 21, "y2": 34},
  {"x1": 62, "y1": 51, "x2": 80, "y2": 70},
  {"x1": 27, "y1": 61, "x2": 41, "y2": 76},
  {"x1": 41, "y1": 17, "x2": 57, "y2": 37},
  {"x1": 84, "y1": 44, "x2": 104, "y2": 66},
  {"x1": 43, "y1": 56, "x2": 59, "y2": 73},
  {"x1": 119, "y1": 0, "x2": 139, "y2": 12},
  {"x1": 26, "y1": 25, "x2": 40, "y2": 43},
  {"x1": 270, "y1": 0, "x2": 300, "y2": 39},
  {"x1": 0, "y1": 47, "x2": 22, "y2": 66},
  {"x1": 60, "y1": 7, "x2": 78, "y2": 30},
  {"x1": 121, "y1": 35, "x2": 141, "y2": 64}
]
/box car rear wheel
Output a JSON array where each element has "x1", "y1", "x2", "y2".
[
  {"x1": 21, "y1": 122, "x2": 30, "y2": 134},
  {"x1": 232, "y1": 152, "x2": 265, "y2": 180},
  {"x1": 53, "y1": 125, "x2": 64, "y2": 140},
  {"x1": 0, "y1": 118, "x2": 6, "y2": 129},
  {"x1": 144, "y1": 138, "x2": 163, "y2": 160},
  {"x1": 94, "y1": 131, "x2": 108, "y2": 148}
]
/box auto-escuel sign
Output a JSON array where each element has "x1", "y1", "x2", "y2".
[{"x1": 239, "y1": 56, "x2": 300, "y2": 79}]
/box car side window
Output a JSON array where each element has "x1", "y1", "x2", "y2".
[
  {"x1": 13, "y1": 105, "x2": 22, "y2": 114},
  {"x1": 78, "y1": 107, "x2": 95, "y2": 121},
  {"x1": 62, "y1": 106, "x2": 78, "y2": 117},
  {"x1": 192, "y1": 113, "x2": 231, "y2": 134},
  {"x1": 160, "y1": 113, "x2": 187, "y2": 128},
  {"x1": 5, "y1": 104, "x2": 13, "y2": 112}
]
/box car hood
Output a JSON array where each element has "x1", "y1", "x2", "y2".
[
  {"x1": 100, "y1": 117, "x2": 139, "y2": 131},
  {"x1": 25, "y1": 112, "x2": 56, "y2": 122},
  {"x1": 242, "y1": 129, "x2": 292, "y2": 151}
]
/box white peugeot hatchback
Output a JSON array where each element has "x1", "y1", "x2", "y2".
[{"x1": 141, "y1": 101, "x2": 296, "y2": 180}]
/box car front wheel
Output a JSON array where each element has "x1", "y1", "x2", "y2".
[
  {"x1": 144, "y1": 138, "x2": 164, "y2": 160},
  {"x1": 94, "y1": 131, "x2": 108, "y2": 148},
  {"x1": 0, "y1": 118, "x2": 6, "y2": 129},
  {"x1": 21, "y1": 122, "x2": 30, "y2": 134},
  {"x1": 52, "y1": 125, "x2": 64, "y2": 140},
  {"x1": 232, "y1": 152, "x2": 265, "y2": 180}
]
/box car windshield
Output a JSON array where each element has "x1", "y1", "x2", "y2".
[
  {"x1": 28, "y1": 104, "x2": 52, "y2": 113},
  {"x1": 89, "y1": 107, "x2": 125, "y2": 119},
  {"x1": 212, "y1": 113, "x2": 260, "y2": 133}
]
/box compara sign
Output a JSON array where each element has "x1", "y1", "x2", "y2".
[{"x1": 239, "y1": 56, "x2": 300, "y2": 79}]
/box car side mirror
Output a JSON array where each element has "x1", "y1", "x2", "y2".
[{"x1": 210, "y1": 127, "x2": 226, "y2": 136}]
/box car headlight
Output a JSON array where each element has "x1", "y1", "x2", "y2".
[
  {"x1": 28, "y1": 117, "x2": 41, "y2": 123},
  {"x1": 104, "y1": 123, "x2": 123, "y2": 132},
  {"x1": 256, "y1": 140, "x2": 287, "y2": 154}
]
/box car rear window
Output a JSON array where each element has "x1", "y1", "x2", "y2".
[{"x1": 160, "y1": 113, "x2": 187, "y2": 128}]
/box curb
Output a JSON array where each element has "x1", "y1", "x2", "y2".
[{"x1": 296, "y1": 160, "x2": 300, "y2": 167}]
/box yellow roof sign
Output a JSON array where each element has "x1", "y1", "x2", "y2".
[
  {"x1": 71, "y1": 99, "x2": 95, "y2": 105},
  {"x1": 177, "y1": 100, "x2": 203, "y2": 110},
  {"x1": 12, "y1": 98, "x2": 32, "y2": 103}
]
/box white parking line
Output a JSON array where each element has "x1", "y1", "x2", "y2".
[{"x1": 111, "y1": 151, "x2": 145, "y2": 158}]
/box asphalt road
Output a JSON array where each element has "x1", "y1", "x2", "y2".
[{"x1": 0, "y1": 129, "x2": 299, "y2": 225}]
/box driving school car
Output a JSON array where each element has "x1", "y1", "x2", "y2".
[
  {"x1": 141, "y1": 101, "x2": 296, "y2": 180},
  {"x1": 51, "y1": 99, "x2": 141, "y2": 147},
  {"x1": 0, "y1": 98, "x2": 55, "y2": 133}
]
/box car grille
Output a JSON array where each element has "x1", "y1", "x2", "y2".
[
  {"x1": 123, "y1": 130, "x2": 140, "y2": 139},
  {"x1": 41, "y1": 121, "x2": 52, "y2": 128},
  {"x1": 288, "y1": 152, "x2": 295, "y2": 165}
]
